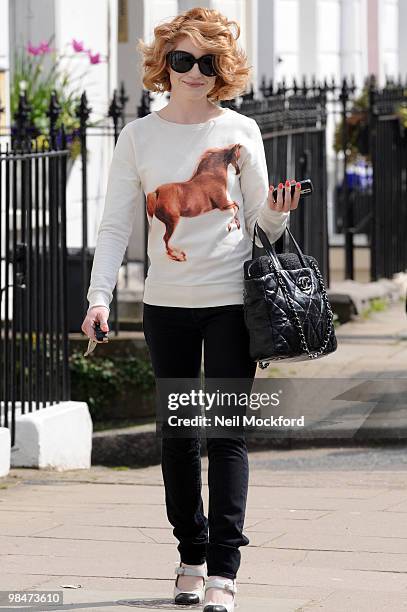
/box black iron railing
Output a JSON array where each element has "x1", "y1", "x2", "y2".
[
  {"x1": 238, "y1": 90, "x2": 330, "y2": 284},
  {"x1": 253, "y1": 74, "x2": 407, "y2": 281},
  {"x1": 0, "y1": 131, "x2": 70, "y2": 447},
  {"x1": 368, "y1": 84, "x2": 407, "y2": 280}
]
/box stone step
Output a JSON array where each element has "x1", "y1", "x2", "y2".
[{"x1": 328, "y1": 276, "x2": 406, "y2": 323}]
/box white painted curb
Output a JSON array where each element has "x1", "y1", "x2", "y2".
[
  {"x1": 0, "y1": 427, "x2": 11, "y2": 477},
  {"x1": 8, "y1": 401, "x2": 92, "y2": 470}
]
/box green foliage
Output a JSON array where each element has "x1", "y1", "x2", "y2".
[
  {"x1": 397, "y1": 102, "x2": 407, "y2": 130},
  {"x1": 361, "y1": 297, "x2": 388, "y2": 319},
  {"x1": 10, "y1": 35, "x2": 102, "y2": 159},
  {"x1": 11, "y1": 47, "x2": 76, "y2": 134},
  {"x1": 333, "y1": 88, "x2": 370, "y2": 162},
  {"x1": 369, "y1": 298, "x2": 388, "y2": 312},
  {"x1": 335, "y1": 85, "x2": 407, "y2": 161},
  {"x1": 69, "y1": 350, "x2": 155, "y2": 420}
]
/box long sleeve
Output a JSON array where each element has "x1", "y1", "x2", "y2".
[
  {"x1": 86, "y1": 123, "x2": 144, "y2": 313},
  {"x1": 240, "y1": 118, "x2": 289, "y2": 249}
]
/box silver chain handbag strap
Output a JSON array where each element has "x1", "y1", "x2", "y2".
[
  {"x1": 272, "y1": 259, "x2": 335, "y2": 359},
  {"x1": 253, "y1": 221, "x2": 335, "y2": 361}
]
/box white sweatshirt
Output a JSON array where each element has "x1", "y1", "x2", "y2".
[{"x1": 86, "y1": 107, "x2": 289, "y2": 312}]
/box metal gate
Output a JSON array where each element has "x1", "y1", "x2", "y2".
[
  {"x1": 238, "y1": 92, "x2": 329, "y2": 284},
  {"x1": 369, "y1": 88, "x2": 407, "y2": 280},
  {"x1": 0, "y1": 136, "x2": 70, "y2": 447}
]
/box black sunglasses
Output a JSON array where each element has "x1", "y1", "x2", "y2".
[{"x1": 166, "y1": 50, "x2": 217, "y2": 77}]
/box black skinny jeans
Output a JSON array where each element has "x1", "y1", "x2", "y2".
[{"x1": 142, "y1": 302, "x2": 257, "y2": 580}]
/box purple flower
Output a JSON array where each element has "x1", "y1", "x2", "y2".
[
  {"x1": 27, "y1": 42, "x2": 41, "y2": 56},
  {"x1": 38, "y1": 41, "x2": 51, "y2": 54},
  {"x1": 27, "y1": 40, "x2": 52, "y2": 55},
  {"x1": 88, "y1": 51, "x2": 101, "y2": 65},
  {"x1": 72, "y1": 39, "x2": 85, "y2": 53}
]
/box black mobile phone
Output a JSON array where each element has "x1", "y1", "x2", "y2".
[{"x1": 271, "y1": 178, "x2": 313, "y2": 203}]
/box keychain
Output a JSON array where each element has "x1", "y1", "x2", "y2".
[{"x1": 84, "y1": 322, "x2": 109, "y2": 357}]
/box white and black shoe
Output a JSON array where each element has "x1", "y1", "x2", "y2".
[
  {"x1": 203, "y1": 576, "x2": 237, "y2": 612},
  {"x1": 173, "y1": 561, "x2": 206, "y2": 605}
]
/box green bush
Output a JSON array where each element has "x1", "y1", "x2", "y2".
[
  {"x1": 361, "y1": 297, "x2": 389, "y2": 319},
  {"x1": 69, "y1": 350, "x2": 155, "y2": 420}
]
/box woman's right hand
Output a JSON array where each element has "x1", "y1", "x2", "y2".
[{"x1": 81, "y1": 306, "x2": 110, "y2": 341}]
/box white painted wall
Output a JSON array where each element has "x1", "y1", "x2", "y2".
[
  {"x1": 340, "y1": 0, "x2": 364, "y2": 83},
  {"x1": 210, "y1": 0, "x2": 247, "y2": 39},
  {"x1": 257, "y1": 0, "x2": 274, "y2": 89},
  {"x1": 319, "y1": 0, "x2": 341, "y2": 80},
  {"x1": 0, "y1": 0, "x2": 10, "y2": 129},
  {"x1": 358, "y1": 0, "x2": 369, "y2": 78},
  {"x1": 256, "y1": 0, "x2": 402, "y2": 88},
  {"x1": 209, "y1": 0, "x2": 248, "y2": 84},
  {"x1": 243, "y1": 0, "x2": 257, "y2": 94},
  {"x1": 0, "y1": 0, "x2": 8, "y2": 68},
  {"x1": 273, "y1": 0, "x2": 299, "y2": 83},
  {"x1": 9, "y1": 0, "x2": 56, "y2": 70},
  {"x1": 178, "y1": 0, "x2": 209, "y2": 9},
  {"x1": 54, "y1": 0, "x2": 116, "y2": 249},
  {"x1": 298, "y1": 0, "x2": 317, "y2": 79},
  {"x1": 118, "y1": 0, "x2": 146, "y2": 123},
  {"x1": 378, "y1": 0, "x2": 399, "y2": 83},
  {"x1": 399, "y1": 0, "x2": 407, "y2": 79}
]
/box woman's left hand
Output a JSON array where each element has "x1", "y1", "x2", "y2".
[{"x1": 267, "y1": 178, "x2": 301, "y2": 212}]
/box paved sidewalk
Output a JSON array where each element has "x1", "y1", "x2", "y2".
[
  {"x1": 256, "y1": 299, "x2": 407, "y2": 380},
  {"x1": 1, "y1": 300, "x2": 407, "y2": 611},
  {"x1": 1, "y1": 447, "x2": 407, "y2": 612}
]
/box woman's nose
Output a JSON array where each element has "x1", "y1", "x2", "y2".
[{"x1": 189, "y1": 62, "x2": 203, "y2": 77}]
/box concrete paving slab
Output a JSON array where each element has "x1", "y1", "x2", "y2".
[
  {"x1": 266, "y1": 531, "x2": 407, "y2": 554},
  {"x1": 296, "y1": 549, "x2": 407, "y2": 572},
  {"x1": 304, "y1": 589, "x2": 407, "y2": 612},
  {"x1": 2, "y1": 446, "x2": 407, "y2": 610}
]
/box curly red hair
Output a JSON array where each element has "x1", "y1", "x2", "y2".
[{"x1": 136, "y1": 7, "x2": 252, "y2": 102}]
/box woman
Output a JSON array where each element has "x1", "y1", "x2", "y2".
[{"x1": 82, "y1": 7, "x2": 301, "y2": 612}]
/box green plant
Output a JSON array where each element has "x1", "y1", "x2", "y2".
[
  {"x1": 397, "y1": 102, "x2": 407, "y2": 132},
  {"x1": 361, "y1": 297, "x2": 388, "y2": 319},
  {"x1": 10, "y1": 35, "x2": 105, "y2": 159},
  {"x1": 69, "y1": 350, "x2": 155, "y2": 420},
  {"x1": 370, "y1": 297, "x2": 388, "y2": 312},
  {"x1": 333, "y1": 87, "x2": 370, "y2": 162}
]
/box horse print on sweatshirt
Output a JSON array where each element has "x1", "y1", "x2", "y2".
[{"x1": 146, "y1": 144, "x2": 242, "y2": 262}]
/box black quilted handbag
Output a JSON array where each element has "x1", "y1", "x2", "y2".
[{"x1": 243, "y1": 221, "x2": 337, "y2": 368}]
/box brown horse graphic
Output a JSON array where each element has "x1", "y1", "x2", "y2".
[{"x1": 146, "y1": 143, "x2": 242, "y2": 261}]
